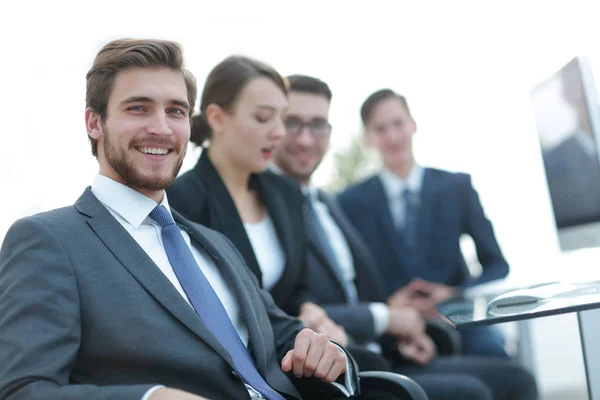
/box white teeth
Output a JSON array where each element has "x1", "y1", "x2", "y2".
[{"x1": 139, "y1": 147, "x2": 168, "y2": 155}]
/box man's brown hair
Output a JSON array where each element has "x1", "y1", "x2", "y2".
[
  {"x1": 86, "y1": 38, "x2": 197, "y2": 156},
  {"x1": 360, "y1": 89, "x2": 410, "y2": 126}
]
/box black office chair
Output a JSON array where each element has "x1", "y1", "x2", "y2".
[
  {"x1": 349, "y1": 345, "x2": 429, "y2": 400},
  {"x1": 358, "y1": 371, "x2": 429, "y2": 400},
  {"x1": 426, "y1": 319, "x2": 462, "y2": 355},
  {"x1": 305, "y1": 346, "x2": 429, "y2": 400}
]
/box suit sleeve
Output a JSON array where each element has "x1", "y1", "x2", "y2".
[
  {"x1": 461, "y1": 176, "x2": 509, "y2": 287},
  {"x1": 322, "y1": 303, "x2": 379, "y2": 342},
  {"x1": 0, "y1": 217, "x2": 155, "y2": 400}
]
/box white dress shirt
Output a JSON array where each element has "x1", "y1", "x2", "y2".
[
  {"x1": 304, "y1": 186, "x2": 389, "y2": 339},
  {"x1": 244, "y1": 213, "x2": 286, "y2": 291},
  {"x1": 378, "y1": 165, "x2": 425, "y2": 229},
  {"x1": 90, "y1": 175, "x2": 260, "y2": 400}
]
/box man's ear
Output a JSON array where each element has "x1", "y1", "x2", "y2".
[
  {"x1": 86, "y1": 108, "x2": 103, "y2": 140},
  {"x1": 409, "y1": 117, "x2": 418, "y2": 137},
  {"x1": 205, "y1": 103, "x2": 226, "y2": 136}
]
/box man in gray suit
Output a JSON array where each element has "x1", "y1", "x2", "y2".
[{"x1": 0, "y1": 39, "x2": 351, "y2": 400}]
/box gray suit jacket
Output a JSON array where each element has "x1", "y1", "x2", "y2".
[{"x1": 0, "y1": 188, "x2": 306, "y2": 400}]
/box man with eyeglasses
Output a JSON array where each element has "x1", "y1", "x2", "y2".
[{"x1": 272, "y1": 75, "x2": 538, "y2": 400}]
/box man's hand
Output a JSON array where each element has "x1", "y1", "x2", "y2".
[
  {"x1": 407, "y1": 278, "x2": 457, "y2": 306},
  {"x1": 298, "y1": 302, "x2": 328, "y2": 329},
  {"x1": 387, "y1": 286, "x2": 414, "y2": 309},
  {"x1": 385, "y1": 307, "x2": 426, "y2": 339},
  {"x1": 397, "y1": 334, "x2": 437, "y2": 366},
  {"x1": 149, "y1": 387, "x2": 210, "y2": 400},
  {"x1": 313, "y1": 317, "x2": 349, "y2": 347},
  {"x1": 281, "y1": 328, "x2": 347, "y2": 383}
]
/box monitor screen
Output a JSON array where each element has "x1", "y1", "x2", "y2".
[{"x1": 531, "y1": 57, "x2": 600, "y2": 250}]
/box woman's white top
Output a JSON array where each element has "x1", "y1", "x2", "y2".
[{"x1": 244, "y1": 213, "x2": 286, "y2": 291}]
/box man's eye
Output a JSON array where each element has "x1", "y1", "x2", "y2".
[
  {"x1": 128, "y1": 105, "x2": 145, "y2": 112},
  {"x1": 285, "y1": 119, "x2": 301, "y2": 128},
  {"x1": 169, "y1": 108, "x2": 185, "y2": 116}
]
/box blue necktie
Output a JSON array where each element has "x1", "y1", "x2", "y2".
[
  {"x1": 402, "y1": 188, "x2": 419, "y2": 249},
  {"x1": 149, "y1": 206, "x2": 284, "y2": 400},
  {"x1": 304, "y1": 195, "x2": 358, "y2": 304}
]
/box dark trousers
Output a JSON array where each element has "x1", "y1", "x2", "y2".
[
  {"x1": 395, "y1": 357, "x2": 537, "y2": 400},
  {"x1": 349, "y1": 343, "x2": 536, "y2": 400},
  {"x1": 459, "y1": 325, "x2": 508, "y2": 358}
]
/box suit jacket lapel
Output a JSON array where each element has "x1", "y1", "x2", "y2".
[
  {"x1": 305, "y1": 227, "x2": 348, "y2": 297},
  {"x1": 174, "y1": 210, "x2": 269, "y2": 373},
  {"x1": 312, "y1": 191, "x2": 361, "y2": 296},
  {"x1": 74, "y1": 188, "x2": 235, "y2": 370},
  {"x1": 193, "y1": 153, "x2": 264, "y2": 282}
]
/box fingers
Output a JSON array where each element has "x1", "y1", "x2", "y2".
[
  {"x1": 315, "y1": 319, "x2": 348, "y2": 346},
  {"x1": 418, "y1": 335, "x2": 437, "y2": 359},
  {"x1": 397, "y1": 340, "x2": 420, "y2": 361},
  {"x1": 323, "y1": 349, "x2": 347, "y2": 383},
  {"x1": 303, "y1": 332, "x2": 328, "y2": 378},
  {"x1": 291, "y1": 328, "x2": 313, "y2": 377},
  {"x1": 283, "y1": 328, "x2": 347, "y2": 383},
  {"x1": 398, "y1": 335, "x2": 436, "y2": 366},
  {"x1": 408, "y1": 297, "x2": 435, "y2": 313},
  {"x1": 281, "y1": 349, "x2": 294, "y2": 372},
  {"x1": 298, "y1": 303, "x2": 327, "y2": 329}
]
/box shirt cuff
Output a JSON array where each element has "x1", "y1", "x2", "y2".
[
  {"x1": 368, "y1": 302, "x2": 390, "y2": 336},
  {"x1": 141, "y1": 385, "x2": 165, "y2": 400}
]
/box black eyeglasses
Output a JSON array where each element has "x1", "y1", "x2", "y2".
[{"x1": 284, "y1": 117, "x2": 332, "y2": 137}]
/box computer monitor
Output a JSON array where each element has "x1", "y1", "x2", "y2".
[{"x1": 531, "y1": 56, "x2": 600, "y2": 251}]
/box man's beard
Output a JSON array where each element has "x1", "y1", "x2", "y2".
[{"x1": 103, "y1": 128, "x2": 186, "y2": 191}]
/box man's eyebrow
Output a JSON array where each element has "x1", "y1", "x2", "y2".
[
  {"x1": 119, "y1": 96, "x2": 190, "y2": 111},
  {"x1": 119, "y1": 96, "x2": 154, "y2": 106},
  {"x1": 170, "y1": 99, "x2": 190, "y2": 111}
]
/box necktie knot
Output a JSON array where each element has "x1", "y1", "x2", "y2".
[
  {"x1": 149, "y1": 205, "x2": 175, "y2": 228},
  {"x1": 402, "y1": 188, "x2": 418, "y2": 209}
]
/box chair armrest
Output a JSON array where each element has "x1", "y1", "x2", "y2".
[
  {"x1": 358, "y1": 371, "x2": 429, "y2": 400},
  {"x1": 426, "y1": 319, "x2": 462, "y2": 355}
]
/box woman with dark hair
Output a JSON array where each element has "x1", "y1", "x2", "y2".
[{"x1": 166, "y1": 55, "x2": 349, "y2": 345}]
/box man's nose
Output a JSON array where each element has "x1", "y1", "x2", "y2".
[
  {"x1": 295, "y1": 126, "x2": 315, "y2": 146},
  {"x1": 147, "y1": 112, "x2": 173, "y2": 136}
]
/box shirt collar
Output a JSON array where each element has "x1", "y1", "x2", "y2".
[
  {"x1": 91, "y1": 174, "x2": 172, "y2": 229},
  {"x1": 301, "y1": 184, "x2": 319, "y2": 203},
  {"x1": 379, "y1": 165, "x2": 424, "y2": 199}
]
